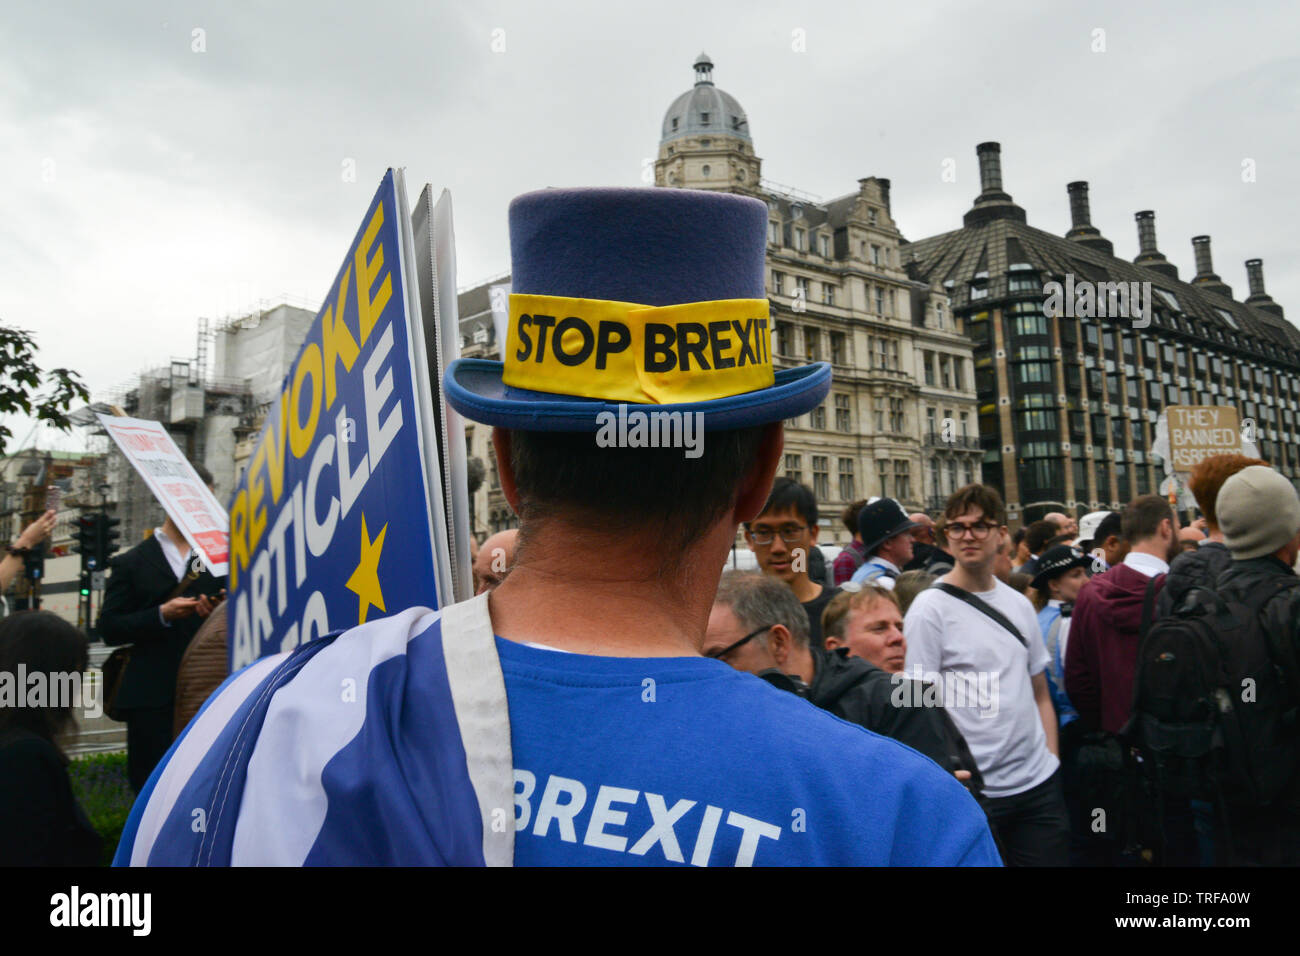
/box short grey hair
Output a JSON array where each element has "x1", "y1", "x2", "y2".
[{"x1": 714, "y1": 571, "x2": 809, "y2": 647}]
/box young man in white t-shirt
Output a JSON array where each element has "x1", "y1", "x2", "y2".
[{"x1": 903, "y1": 484, "x2": 1068, "y2": 866}]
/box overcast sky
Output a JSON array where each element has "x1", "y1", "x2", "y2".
[{"x1": 3, "y1": 0, "x2": 1297, "y2": 452}]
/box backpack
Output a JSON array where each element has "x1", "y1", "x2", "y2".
[{"x1": 1124, "y1": 574, "x2": 1300, "y2": 811}]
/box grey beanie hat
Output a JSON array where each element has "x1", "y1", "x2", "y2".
[{"x1": 1216, "y1": 465, "x2": 1300, "y2": 560}]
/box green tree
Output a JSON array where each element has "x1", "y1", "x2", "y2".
[{"x1": 0, "y1": 325, "x2": 90, "y2": 455}]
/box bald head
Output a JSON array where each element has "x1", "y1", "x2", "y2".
[
  {"x1": 474, "y1": 529, "x2": 519, "y2": 594},
  {"x1": 908, "y1": 513, "x2": 935, "y2": 545},
  {"x1": 1045, "y1": 512, "x2": 1077, "y2": 536}
]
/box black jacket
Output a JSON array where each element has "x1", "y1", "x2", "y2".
[
  {"x1": 1154, "y1": 541, "x2": 1232, "y2": 619},
  {"x1": 97, "y1": 535, "x2": 226, "y2": 711},
  {"x1": 0, "y1": 729, "x2": 101, "y2": 866},
  {"x1": 763, "y1": 646, "x2": 984, "y2": 790}
]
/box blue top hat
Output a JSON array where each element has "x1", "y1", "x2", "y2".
[{"x1": 443, "y1": 187, "x2": 831, "y2": 431}]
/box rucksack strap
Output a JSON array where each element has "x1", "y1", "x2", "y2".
[
  {"x1": 1138, "y1": 572, "x2": 1163, "y2": 641},
  {"x1": 933, "y1": 582, "x2": 1027, "y2": 648},
  {"x1": 440, "y1": 592, "x2": 515, "y2": 867}
]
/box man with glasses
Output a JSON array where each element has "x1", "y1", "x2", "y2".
[
  {"x1": 744, "y1": 478, "x2": 839, "y2": 648},
  {"x1": 903, "y1": 484, "x2": 1067, "y2": 866},
  {"x1": 706, "y1": 572, "x2": 984, "y2": 787}
]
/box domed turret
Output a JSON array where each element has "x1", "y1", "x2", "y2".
[
  {"x1": 660, "y1": 52, "x2": 752, "y2": 144},
  {"x1": 655, "y1": 54, "x2": 761, "y2": 192}
]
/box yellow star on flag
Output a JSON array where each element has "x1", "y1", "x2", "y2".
[{"x1": 345, "y1": 514, "x2": 388, "y2": 625}]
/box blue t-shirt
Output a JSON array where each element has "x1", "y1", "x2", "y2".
[
  {"x1": 116, "y1": 610, "x2": 1001, "y2": 866},
  {"x1": 500, "y1": 638, "x2": 996, "y2": 865}
]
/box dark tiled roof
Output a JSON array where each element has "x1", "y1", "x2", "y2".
[{"x1": 904, "y1": 219, "x2": 1300, "y2": 358}]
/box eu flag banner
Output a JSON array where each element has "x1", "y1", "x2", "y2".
[{"x1": 227, "y1": 169, "x2": 448, "y2": 671}]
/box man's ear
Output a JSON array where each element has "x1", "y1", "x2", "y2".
[
  {"x1": 492, "y1": 428, "x2": 520, "y2": 513},
  {"x1": 768, "y1": 624, "x2": 795, "y2": 665},
  {"x1": 735, "y1": 423, "x2": 784, "y2": 524},
  {"x1": 807, "y1": 522, "x2": 820, "y2": 545},
  {"x1": 823, "y1": 634, "x2": 843, "y2": 651}
]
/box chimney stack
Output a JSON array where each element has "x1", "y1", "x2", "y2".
[
  {"x1": 878, "y1": 177, "x2": 891, "y2": 215},
  {"x1": 1132, "y1": 210, "x2": 1179, "y2": 280},
  {"x1": 1064, "y1": 181, "x2": 1113, "y2": 255},
  {"x1": 1067, "y1": 181, "x2": 1091, "y2": 229},
  {"x1": 1244, "y1": 258, "x2": 1285, "y2": 319},
  {"x1": 1190, "y1": 236, "x2": 1233, "y2": 299},
  {"x1": 977, "y1": 142, "x2": 1003, "y2": 195},
  {"x1": 964, "y1": 142, "x2": 1026, "y2": 226}
]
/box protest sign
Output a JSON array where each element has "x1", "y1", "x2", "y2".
[
  {"x1": 225, "y1": 169, "x2": 452, "y2": 670},
  {"x1": 1164, "y1": 405, "x2": 1243, "y2": 473},
  {"x1": 97, "y1": 415, "x2": 229, "y2": 575}
]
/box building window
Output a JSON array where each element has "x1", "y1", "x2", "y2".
[
  {"x1": 700, "y1": 111, "x2": 710, "y2": 124},
  {"x1": 819, "y1": 234, "x2": 831, "y2": 257},
  {"x1": 876, "y1": 337, "x2": 889, "y2": 370},
  {"x1": 768, "y1": 221, "x2": 780, "y2": 244},
  {"x1": 1008, "y1": 273, "x2": 1040, "y2": 294},
  {"x1": 874, "y1": 405, "x2": 885, "y2": 432},
  {"x1": 810, "y1": 403, "x2": 827, "y2": 430},
  {"x1": 838, "y1": 458, "x2": 855, "y2": 501},
  {"x1": 871, "y1": 244, "x2": 882, "y2": 266},
  {"x1": 830, "y1": 331, "x2": 845, "y2": 365},
  {"x1": 823, "y1": 284, "x2": 835, "y2": 306},
  {"x1": 940, "y1": 356, "x2": 952, "y2": 389},
  {"x1": 1015, "y1": 314, "x2": 1049, "y2": 337},
  {"x1": 794, "y1": 228, "x2": 807, "y2": 252},
  {"x1": 671, "y1": 117, "x2": 679, "y2": 131},
  {"x1": 488, "y1": 449, "x2": 499, "y2": 489},
  {"x1": 889, "y1": 397, "x2": 906, "y2": 433},
  {"x1": 701, "y1": 165, "x2": 711, "y2": 177},
  {"x1": 771, "y1": 270, "x2": 785, "y2": 294},
  {"x1": 946, "y1": 460, "x2": 958, "y2": 495},
  {"x1": 878, "y1": 459, "x2": 890, "y2": 497},
  {"x1": 776, "y1": 322, "x2": 793, "y2": 356},
  {"x1": 895, "y1": 460, "x2": 911, "y2": 499},
  {"x1": 953, "y1": 359, "x2": 964, "y2": 390},
  {"x1": 834, "y1": 393, "x2": 852, "y2": 432},
  {"x1": 923, "y1": 351, "x2": 936, "y2": 386},
  {"x1": 963, "y1": 461, "x2": 975, "y2": 486},
  {"x1": 960, "y1": 411, "x2": 970, "y2": 437},
  {"x1": 812, "y1": 456, "x2": 830, "y2": 501},
  {"x1": 868, "y1": 208, "x2": 878, "y2": 226},
  {"x1": 795, "y1": 276, "x2": 809, "y2": 300},
  {"x1": 804, "y1": 326, "x2": 821, "y2": 362},
  {"x1": 785, "y1": 453, "x2": 802, "y2": 482},
  {"x1": 935, "y1": 301, "x2": 945, "y2": 329},
  {"x1": 1015, "y1": 361, "x2": 1053, "y2": 384},
  {"x1": 926, "y1": 406, "x2": 937, "y2": 436},
  {"x1": 930, "y1": 459, "x2": 941, "y2": 499}
]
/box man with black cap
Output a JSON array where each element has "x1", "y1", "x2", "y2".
[
  {"x1": 849, "y1": 498, "x2": 918, "y2": 589},
  {"x1": 119, "y1": 186, "x2": 999, "y2": 867},
  {"x1": 1030, "y1": 547, "x2": 1093, "y2": 729}
]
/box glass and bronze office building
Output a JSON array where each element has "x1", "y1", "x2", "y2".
[{"x1": 904, "y1": 142, "x2": 1298, "y2": 526}]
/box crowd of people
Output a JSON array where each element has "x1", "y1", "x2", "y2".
[
  {"x1": 7, "y1": 185, "x2": 1300, "y2": 868},
  {"x1": 713, "y1": 452, "x2": 1300, "y2": 866}
]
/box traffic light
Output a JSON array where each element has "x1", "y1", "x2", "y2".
[
  {"x1": 22, "y1": 541, "x2": 45, "y2": 581},
  {"x1": 79, "y1": 568, "x2": 91, "y2": 597},
  {"x1": 97, "y1": 515, "x2": 121, "y2": 565},
  {"x1": 74, "y1": 514, "x2": 101, "y2": 570}
]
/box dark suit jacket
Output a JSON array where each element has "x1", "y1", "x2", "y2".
[{"x1": 97, "y1": 535, "x2": 226, "y2": 712}]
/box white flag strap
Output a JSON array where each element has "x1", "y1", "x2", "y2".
[{"x1": 439, "y1": 591, "x2": 515, "y2": 866}]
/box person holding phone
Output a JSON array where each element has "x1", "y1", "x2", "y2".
[{"x1": 98, "y1": 462, "x2": 226, "y2": 792}]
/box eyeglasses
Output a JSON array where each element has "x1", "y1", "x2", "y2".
[
  {"x1": 945, "y1": 521, "x2": 998, "y2": 540},
  {"x1": 748, "y1": 525, "x2": 807, "y2": 545},
  {"x1": 707, "y1": 624, "x2": 773, "y2": 660}
]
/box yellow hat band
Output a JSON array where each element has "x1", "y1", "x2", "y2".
[{"x1": 502, "y1": 293, "x2": 775, "y2": 405}]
